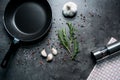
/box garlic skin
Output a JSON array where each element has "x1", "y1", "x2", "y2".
[
  {"x1": 41, "y1": 49, "x2": 47, "y2": 57},
  {"x1": 62, "y1": 2, "x2": 77, "y2": 17},
  {"x1": 51, "y1": 48, "x2": 57, "y2": 56},
  {"x1": 46, "y1": 53, "x2": 53, "y2": 61}
]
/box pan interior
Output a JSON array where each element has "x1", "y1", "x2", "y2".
[{"x1": 14, "y1": 2, "x2": 46, "y2": 34}]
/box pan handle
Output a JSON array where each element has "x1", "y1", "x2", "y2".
[{"x1": 1, "y1": 38, "x2": 20, "y2": 68}]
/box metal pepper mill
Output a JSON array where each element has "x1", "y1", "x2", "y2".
[{"x1": 91, "y1": 42, "x2": 120, "y2": 61}]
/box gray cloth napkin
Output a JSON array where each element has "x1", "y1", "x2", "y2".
[{"x1": 87, "y1": 52, "x2": 120, "y2": 80}]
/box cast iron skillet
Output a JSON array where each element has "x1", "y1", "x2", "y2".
[{"x1": 1, "y1": 0, "x2": 52, "y2": 68}]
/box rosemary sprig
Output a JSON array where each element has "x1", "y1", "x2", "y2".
[
  {"x1": 58, "y1": 22, "x2": 79, "y2": 60},
  {"x1": 58, "y1": 29, "x2": 71, "y2": 54}
]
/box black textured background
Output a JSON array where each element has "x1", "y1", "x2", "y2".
[{"x1": 0, "y1": 0, "x2": 120, "y2": 80}]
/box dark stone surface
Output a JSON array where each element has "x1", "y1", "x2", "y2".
[{"x1": 0, "y1": 0, "x2": 120, "y2": 80}]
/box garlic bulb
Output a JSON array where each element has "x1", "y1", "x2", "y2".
[
  {"x1": 41, "y1": 49, "x2": 47, "y2": 57},
  {"x1": 62, "y1": 2, "x2": 77, "y2": 17},
  {"x1": 46, "y1": 53, "x2": 53, "y2": 61},
  {"x1": 51, "y1": 48, "x2": 57, "y2": 56}
]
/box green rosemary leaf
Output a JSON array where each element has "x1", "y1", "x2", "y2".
[
  {"x1": 66, "y1": 22, "x2": 75, "y2": 42},
  {"x1": 58, "y1": 29, "x2": 71, "y2": 54},
  {"x1": 72, "y1": 39, "x2": 79, "y2": 60}
]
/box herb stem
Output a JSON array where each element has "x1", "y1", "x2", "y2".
[{"x1": 67, "y1": 47, "x2": 72, "y2": 54}]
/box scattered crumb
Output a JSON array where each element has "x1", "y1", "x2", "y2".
[
  {"x1": 80, "y1": 14, "x2": 83, "y2": 17},
  {"x1": 81, "y1": 25, "x2": 85, "y2": 27},
  {"x1": 89, "y1": 12, "x2": 94, "y2": 17},
  {"x1": 39, "y1": 61, "x2": 44, "y2": 65}
]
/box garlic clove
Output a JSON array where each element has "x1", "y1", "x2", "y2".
[
  {"x1": 51, "y1": 48, "x2": 57, "y2": 56},
  {"x1": 41, "y1": 49, "x2": 47, "y2": 57},
  {"x1": 46, "y1": 53, "x2": 53, "y2": 62}
]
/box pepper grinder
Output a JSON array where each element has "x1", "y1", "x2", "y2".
[{"x1": 91, "y1": 42, "x2": 120, "y2": 61}]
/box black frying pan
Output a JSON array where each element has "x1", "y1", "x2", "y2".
[{"x1": 1, "y1": 0, "x2": 52, "y2": 68}]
